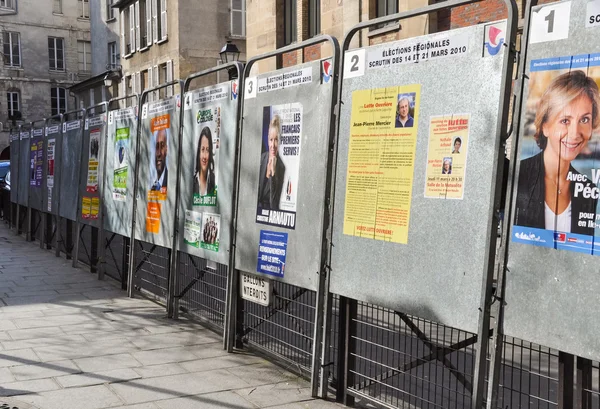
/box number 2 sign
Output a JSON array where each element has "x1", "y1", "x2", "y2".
[{"x1": 530, "y1": 1, "x2": 571, "y2": 44}]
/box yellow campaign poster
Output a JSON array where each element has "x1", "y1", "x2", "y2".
[
  {"x1": 81, "y1": 197, "x2": 91, "y2": 219},
  {"x1": 424, "y1": 114, "x2": 470, "y2": 199},
  {"x1": 343, "y1": 84, "x2": 420, "y2": 244}
]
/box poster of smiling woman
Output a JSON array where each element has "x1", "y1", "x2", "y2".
[{"x1": 513, "y1": 54, "x2": 600, "y2": 254}]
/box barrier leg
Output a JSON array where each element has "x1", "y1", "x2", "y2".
[
  {"x1": 559, "y1": 351, "x2": 575, "y2": 409},
  {"x1": 341, "y1": 296, "x2": 356, "y2": 407},
  {"x1": 91, "y1": 226, "x2": 98, "y2": 275},
  {"x1": 26, "y1": 206, "x2": 32, "y2": 241},
  {"x1": 72, "y1": 222, "x2": 80, "y2": 267},
  {"x1": 577, "y1": 357, "x2": 593, "y2": 409},
  {"x1": 55, "y1": 216, "x2": 61, "y2": 257},
  {"x1": 121, "y1": 237, "x2": 129, "y2": 290}
]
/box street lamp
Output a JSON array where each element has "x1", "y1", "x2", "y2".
[
  {"x1": 219, "y1": 41, "x2": 240, "y2": 79},
  {"x1": 103, "y1": 73, "x2": 113, "y2": 88}
]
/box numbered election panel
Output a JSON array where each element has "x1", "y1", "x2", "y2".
[
  {"x1": 28, "y1": 123, "x2": 46, "y2": 212},
  {"x1": 505, "y1": 0, "x2": 600, "y2": 361},
  {"x1": 103, "y1": 105, "x2": 137, "y2": 237},
  {"x1": 77, "y1": 111, "x2": 107, "y2": 227},
  {"x1": 235, "y1": 59, "x2": 337, "y2": 291},
  {"x1": 179, "y1": 81, "x2": 238, "y2": 264},
  {"x1": 17, "y1": 127, "x2": 30, "y2": 207},
  {"x1": 44, "y1": 119, "x2": 62, "y2": 215},
  {"x1": 9, "y1": 131, "x2": 19, "y2": 204},
  {"x1": 134, "y1": 95, "x2": 181, "y2": 248},
  {"x1": 58, "y1": 117, "x2": 84, "y2": 222},
  {"x1": 330, "y1": 22, "x2": 512, "y2": 333}
]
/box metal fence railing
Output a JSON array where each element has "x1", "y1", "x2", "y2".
[{"x1": 132, "y1": 242, "x2": 170, "y2": 302}]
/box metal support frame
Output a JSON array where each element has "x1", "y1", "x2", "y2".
[
  {"x1": 127, "y1": 82, "x2": 182, "y2": 301},
  {"x1": 170, "y1": 62, "x2": 244, "y2": 325},
  {"x1": 577, "y1": 357, "x2": 593, "y2": 409},
  {"x1": 46, "y1": 114, "x2": 63, "y2": 253},
  {"x1": 559, "y1": 352, "x2": 575, "y2": 409},
  {"x1": 226, "y1": 35, "x2": 341, "y2": 401},
  {"x1": 334, "y1": 0, "x2": 518, "y2": 407}
]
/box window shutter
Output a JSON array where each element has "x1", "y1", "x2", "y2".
[
  {"x1": 135, "y1": 1, "x2": 141, "y2": 51},
  {"x1": 146, "y1": 0, "x2": 152, "y2": 47},
  {"x1": 129, "y1": 4, "x2": 135, "y2": 52},
  {"x1": 119, "y1": 78, "x2": 125, "y2": 98},
  {"x1": 135, "y1": 71, "x2": 141, "y2": 95},
  {"x1": 160, "y1": 0, "x2": 167, "y2": 40},
  {"x1": 147, "y1": 66, "x2": 153, "y2": 101},
  {"x1": 131, "y1": 74, "x2": 136, "y2": 96},
  {"x1": 153, "y1": 64, "x2": 159, "y2": 100},
  {"x1": 120, "y1": 9, "x2": 126, "y2": 56},
  {"x1": 166, "y1": 60, "x2": 173, "y2": 97},
  {"x1": 152, "y1": 0, "x2": 158, "y2": 43}
]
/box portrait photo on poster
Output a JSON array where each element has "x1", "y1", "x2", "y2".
[
  {"x1": 513, "y1": 54, "x2": 600, "y2": 254},
  {"x1": 148, "y1": 126, "x2": 169, "y2": 197},
  {"x1": 395, "y1": 93, "x2": 417, "y2": 128},
  {"x1": 255, "y1": 103, "x2": 303, "y2": 230},
  {"x1": 192, "y1": 105, "x2": 220, "y2": 207}
]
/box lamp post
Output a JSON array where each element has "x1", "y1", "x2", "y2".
[{"x1": 219, "y1": 40, "x2": 240, "y2": 80}]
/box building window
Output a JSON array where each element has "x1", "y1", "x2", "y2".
[
  {"x1": 106, "y1": 0, "x2": 115, "y2": 20},
  {"x1": 53, "y1": 0, "x2": 62, "y2": 13},
  {"x1": 230, "y1": 0, "x2": 245, "y2": 37},
  {"x1": 77, "y1": 41, "x2": 91, "y2": 74},
  {"x1": 283, "y1": 0, "x2": 297, "y2": 46},
  {"x1": 3, "y1": 32, "x2": 20, "y2": 67},
  {"x1": 0, "y1": 0, "x2": 15, "y2": 10},
  {"x1": 153, "y1": 0, "x2": 168, "y2": 42},
  {"x1": 79, "y1": 0, "x2": 90, "y2": 18},
  {"x1": 51, "y1": 87, "x2": 67, "y2": 115},
  {"x1": 108, "y1": 42, "x2": 118, "y2": 69},
  {"x1": 6, "y1": 92, "x2": 19, "y2": 117},
  {"x1": 137, "y1": 0, "x2": 149, "y2": 49},
  {"x1": 48, "y1": 37, "x2": 65, "y2": 71},
  {"x1": 308, "y1": 0, "x2": 320, "y2": 38},
  {"x1": 377, "y1": 0, "x2": 397, "y2": 16},
  {"x1": 123, "y1": 6, "x2": 135, "y2": 55}
]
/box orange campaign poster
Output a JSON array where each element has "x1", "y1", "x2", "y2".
[{"x1": 146, "y1": 202, "x2": 161, "y2": 234}]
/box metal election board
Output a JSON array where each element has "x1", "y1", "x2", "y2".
[
  {"x1": 505, "y1": 0, "x2": 600, "y2": 360},
  {"x1": 103, "y1": 104, "x2": 137, "y2": 237},
  {"x1": 58, "y1": 115, "x2": 84, "y2": 222},
  {"x1": 44, "y1": 117, "x2": 62, "y2": 215},
  {"x1": 235, "y1": 58, "x2": 337, "y2": 291},
  {"x1": 17, "y1": 126, "x2": 30, "y2": 207},
  {"x1": 134, "y1": 95, "x2": 181, "y2": 248},
  {"x1": 77, "y1": 108, "x2": 107, "y2": 228},
  {"x1": 28, "y1": 122, "x2": 45, "y2": 212},
  {"x1": 330, "y1": 22, "x2": 513, "y2": 333},
  {"x1": 178, "y1": 81, "x2": 237, "y2": 264},
  {"x1": 9, "y1": 131, "x2": 19, "y2": 204}
]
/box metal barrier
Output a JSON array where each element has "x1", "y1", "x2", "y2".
[
  {"x1": 171, "y1": 61, "x2": 243, "y2": 343},
  {"x1": 128, "y1": 80, "x2": 183, "y2": 303},
  {"x1": 230, "y1": 34, "x2": 340, "y2": 396},
  {"x1": 43, "y1": 114, "x2": 63, "y2": 252},
  {"x1": 27, "y1": 119, "x2": 46, "y2": 247}
]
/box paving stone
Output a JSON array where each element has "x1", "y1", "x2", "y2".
[
  {"x1": 0, "y1": 378, "x2": 61, "y2": 396},
  {"x1": 155, "y1": 390, "x2": 258, "y2": 409},
  {"x1": 2, "y1": 334, "x2": 87, "y2": 351},
  {"x1": 225, "y1": 363, "x2": 300, "y2": 387},
  {"x1": 131, "y1": 363, "x2": 188, "y2": 379},
  {"x1": 131, "y1": 346, "x2": 201, "y2": 366},
  {"x1": 8, "y1": 326, "x2": 65, "y2": 341},
  {"x1": 180, "y1": 353, "x2": 266, "y2": 373},
  {"x1": 0, "y1": 367, "x2": 15, "y2": 383},
  {"x1": 74, "y1": 353, "x2": 142, "y2": 372},
  {"x1": 33, "y1": 339, "x2": 138, "y2": 361},
  {"x1": 129, "y1": 331, "x2": 219, "y2": 351},
  {"x1": 234, "y1": 381, "x2": 314, "y2": 408},
  {"x1": 110, "y1": 369, "x2": 252, "y2": 404},
  {"x1": 0, "y1": 320, "x2": 17, "y2": 330},
  {"x1": 17, "y1": 384, "x2": 123, "y2": 409},
  {"x1": 56, "y1": 367, "x2": 141, "y2": 388},
  {"x1": 0, "y1": 348, "x2": 41, "y2": 368},
  {"x1": 9, "y1": 359, "x2": 81, "y2": 381},
  {"x1": 264, "y1": 401, "x2": 346, "y2": 409}
]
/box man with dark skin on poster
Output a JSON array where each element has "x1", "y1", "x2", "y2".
[{"x1": 151, "y1": 129, "x2": 168, "y2": 191}]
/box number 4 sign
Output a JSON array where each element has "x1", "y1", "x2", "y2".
[{"x1": 530, "y1": 1, "x2": 571, "y2": 44}]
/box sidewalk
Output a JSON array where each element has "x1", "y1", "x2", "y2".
[{"x1": 0, "y1": 223, "x2": 342, "y2": 409}]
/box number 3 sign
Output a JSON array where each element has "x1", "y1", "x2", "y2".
[{"x1": 530, "y1": 1, "x2": 571, "y2": 44}]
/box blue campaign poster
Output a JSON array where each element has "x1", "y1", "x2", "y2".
[{"x1": 257, "y1": 230, "x2": 288, "y2": 278}]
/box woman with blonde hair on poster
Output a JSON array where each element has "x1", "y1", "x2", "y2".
[{"x1": 515, "y1": 70, "x2": 600, "y2": 235}]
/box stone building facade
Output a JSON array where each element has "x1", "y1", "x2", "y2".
[
  {"x1": 0, "y1": 0, "x2": 91, "y2": 157},
  {"x1": 113, "y1": 0, "x2": 247, "y2": 101}
]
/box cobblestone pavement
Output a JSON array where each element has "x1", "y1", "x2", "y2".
[{"x1": 0, "y1": 223, "x2": 343, "y2": 409}]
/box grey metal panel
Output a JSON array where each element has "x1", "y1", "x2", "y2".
[
  {"x1": 330, "y1": 24, "x2": 508, "y2": 333},
  {"x1": 178, "y1": 82, "x2": 236, "y2": 265},
  {"x1": 103, "y1": 106, "x2": 137, "y2": 237},
  {"x1": 17, "y1": 128, "x2": 30, "y2": 207},
  {"x1": 58, "y1": 119, "x2": 84, "y2": 221},
  {"x1": 28, "y1": 124, "x2": 46, "y2": 212},
  {"x1": 9, "y1": 132, "x2": 19, "y2": 203},
  {"x1": 134, "y1": 96, "x2": 181, "y2": 248},
  {"x1": 77, "y1": 111, "x2": 107, "y2": 228},
  {"x1": 44, "y1": 119, "x2": 62, "y2": 215},
  {"x1": 234, "y1": 60, "x2": 335, "y2": 291},
  {"x1": 504, "y1": 0, "x2": 600, "y2": 360}
]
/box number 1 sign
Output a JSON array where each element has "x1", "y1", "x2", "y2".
[{"x1": 530, "y1": 1, "x2": 571, "y2": 44}]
